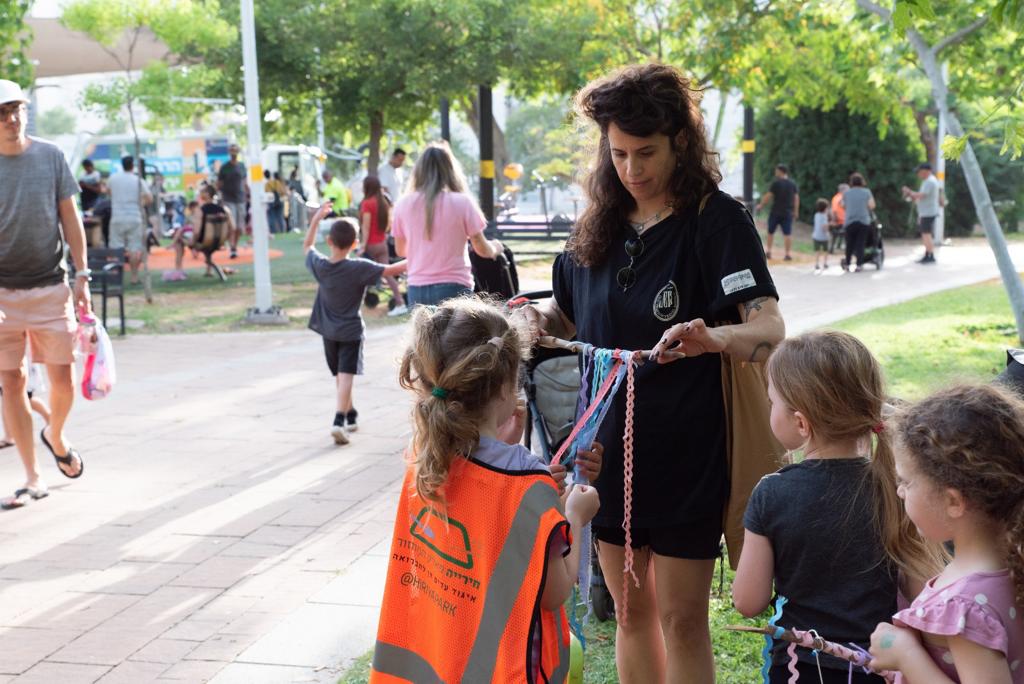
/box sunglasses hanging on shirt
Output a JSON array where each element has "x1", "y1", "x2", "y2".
[{"x1": 616, "y1": 236, "x2": 645, "y2": 291}]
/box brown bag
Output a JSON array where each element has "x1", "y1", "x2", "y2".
[
  {"x1": 720, "y1": 354, "x2": 784, "y2": 569},
  {"x1": 696, "y1": 193, "x2": 784, "y2": 570}
]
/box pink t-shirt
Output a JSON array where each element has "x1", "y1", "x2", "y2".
[
  {"x1": 893, "y1": 570, "x2": 1024, "y2": 682},
  {"x1": 391, "y1": 190, "x2": 486, "y2": 288}
]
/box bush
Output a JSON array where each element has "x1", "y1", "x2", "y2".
[{"x1": 753, "y1": 104, "x2": 922, "y2": 237}]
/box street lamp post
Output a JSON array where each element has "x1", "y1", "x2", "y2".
[{"x1": 240, "y1": 0, "x2": 286, "y2": 324}]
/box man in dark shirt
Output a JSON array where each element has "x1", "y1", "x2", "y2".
[
  {"x1": 755, "y1": 164, "x2": 800, "y2": 261},
  {"x1": 216, "y1": 143, "x2": 247, "y2": 258},
  {"x1": 78, "y1": 159, "x2": 104, "y2": 211}
]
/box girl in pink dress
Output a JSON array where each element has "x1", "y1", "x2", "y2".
[{"x1": 868, "y1": 383, "x2": 1024, "y2": 683}]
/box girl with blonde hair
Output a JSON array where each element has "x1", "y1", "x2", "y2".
[{"x1": 734, "y1": 330, "x2": 945, "y2": 683}]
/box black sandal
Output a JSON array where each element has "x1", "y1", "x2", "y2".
[
  {"x1": 40, "y1": 428, "x2": 85, "y2": 479},
  {"x1": 1, "y1": 485, "x2": 49, "y2": 510}
]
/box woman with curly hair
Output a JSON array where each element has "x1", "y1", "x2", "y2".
[{"x1": 521, "y1": 63, "x2": 785, "y2": 682}]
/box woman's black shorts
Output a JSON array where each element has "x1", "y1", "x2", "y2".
[
  {"x1": 593, "y1": 514, "x2": 722, "y2": 560},
  {"x1": 323, "y1": 338, "x2": 364, "y2": 376}
]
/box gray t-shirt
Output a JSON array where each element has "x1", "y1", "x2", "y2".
[
  {"x1": 842, "y1": 187, "x2": 874, "y2": 226},
  {"x1": 305, "y1": 249, "x2": 384, "y2": 341},
  {"x1": 0, "y1": 137, "x2": 80, "y2": 289},
  {"x1": 744, "y1": 459, "x2": 898, "y2": 672},
  {"x1": 108, "y1": 171, "x2": 151, "y2": 224},
  {"x1": 218, "y1": 160, "x2": 247, "y2": 203},
  {"x1": 917, "y1": 174, "x2": 940, "y2": 218}
]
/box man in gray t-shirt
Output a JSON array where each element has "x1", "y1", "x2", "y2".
[
  {"x1": 0, "y1": 79, "x2": 91, "y2": 508},
  {"x1": 902, "y1": 162, "x2": 941, "y2": 264},
  {"x1": 108, "y1": 155, "x2": 152, "y2": 284}
]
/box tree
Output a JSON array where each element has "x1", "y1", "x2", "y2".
[
  {"x1": 36, "y1": 107, "x2": 78, "y2": 137},
  {"x1": 62, "y1": 0, "x2": 236, "y2": 159},
  {"x1": 858, "y1": 0, "x2": 1024, "y2": 343},
  {"x1": 1, "y1": 1, "x2": 33, "y2": 86}
]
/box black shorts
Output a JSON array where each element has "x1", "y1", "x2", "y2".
[
  {"x1": 767, "y1": 213, "x2": 793, "y2": 236},
  {"x1": 593, "y1": 514, "x2": 722, "y2": 560},
  {"x1": 770, "y1": 662, "x2": 884, "y2": 683},
  {"x1": 918, "y1": 215, "x2": 936, "y2": 235},
  {"x1": 813, "y1": 239, "x2": 829, "y2": 252},
  {"x1": 323, "y1": 338, "x2": 364, "y2": 376}
]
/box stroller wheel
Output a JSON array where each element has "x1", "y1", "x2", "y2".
[
  {"x1": 876, "y1": 248, "x2": 884, "y2": 270},
  {"x1": 592, "y1": 584, "x2": 615, "y2": 622},
  {"x1": 364, "y1": 290, "x2": 380, "y2": 309}
]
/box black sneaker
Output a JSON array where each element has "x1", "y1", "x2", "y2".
[
  {"x1": 345, "y1": 409, "x2": 358, "y2": 433},
  {"x1": 230, "y1": 248, "x2": 238, "y2": 259}
]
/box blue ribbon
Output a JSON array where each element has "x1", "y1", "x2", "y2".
[{"x1": 762, "y1": 595, "x2": 788, "y2": 684}]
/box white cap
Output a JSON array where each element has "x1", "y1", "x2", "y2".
[{"x1": 0, "y1": 80, "x2": 29, "y2": 105}]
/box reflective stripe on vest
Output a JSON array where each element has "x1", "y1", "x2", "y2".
[
  {"x1": 372, "y1": 640, "x2": 445, "y2": 684},
  {"x1": 462, "y1": 481, "x2": 560, "y2": 681}
]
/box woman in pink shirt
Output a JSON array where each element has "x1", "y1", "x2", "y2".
[{"x1": 392, "y1": 142, "x2": 502, "y2": 307}]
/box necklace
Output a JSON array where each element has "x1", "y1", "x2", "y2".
[{"x1": 628, "y1": 203, "x2": 672, "y2": 234}]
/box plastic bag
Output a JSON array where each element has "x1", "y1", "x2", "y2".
[{"x1": 79, "y1": 314, "x2": 116, "y2": 400}]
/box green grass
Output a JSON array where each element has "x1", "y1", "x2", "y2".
[
  {"x1": 833, "y1": 277, "x2": 1019, "y2": 400},
  {"x1": 118, "y1": 232, "x2": 409, "y2": 334}
]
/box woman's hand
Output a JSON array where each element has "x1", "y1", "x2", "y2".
[
  {"x1": 650, "y1": 318, "x2": 728, "y2": 364},
  {"x1": 549, "y1": 462, "x2": 568, "y2": 495},
  {"x1": 575, "y1": 441, "x2": 603, "y2": 483}
]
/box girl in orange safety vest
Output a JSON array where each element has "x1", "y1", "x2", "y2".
[{"x1": 371, "y1": 296, "x2": 602, "y2": 684}]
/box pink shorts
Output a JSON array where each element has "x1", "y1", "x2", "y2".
[{"x1": 0, "y1": 282, "x2": 77, "y2": 370}]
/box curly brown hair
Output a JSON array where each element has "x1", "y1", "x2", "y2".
[
  {"x1": 768, "y1": 331, "x2": 948, "y2": 584},
  {"x1": 897, "y1": 384, "x2": 1024, "y2": 606},
  {"x1": 399, "y1": 297, "x2": 531, "y2": 504},
  {"x1": 567, "y1": 63, "x2": 722, "y2": 268}
]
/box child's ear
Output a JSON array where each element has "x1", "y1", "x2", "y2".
[
  {"x1": 944, "y1": 488, "x2": 967, "y2": 520},
  {"x1": 793, "y1": 410, "x2": 812, "y2": 439}
]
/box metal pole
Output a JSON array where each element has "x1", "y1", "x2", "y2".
[
  {"x1": 742, "y1": 104, "x2": 755, "y2": 213},
  {"x1": 440, "y1": 97, "x2": 451, "y2": 142},
  {"x1": 240, "y1": 0, "x2": 284, "y2": 323},
  {"x1": 934, "y1": 62, "x2": 948, "y2": 245},
  {"x1": 478, "y1": 86, "x2": 495, "y2": 223},
  {"x1": 316, "y1": 98, "x2": 325, "y2": 151}
]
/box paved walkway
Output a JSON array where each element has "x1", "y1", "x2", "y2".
[{"x1": 2, "y1": 239, "x2": 1022, "y2": 683}]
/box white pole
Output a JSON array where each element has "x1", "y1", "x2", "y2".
[
  {"x1": 934, "y1": 62, "x2": 948, "y2": 245},
  {"x1": 239, "y1": 0, "x2": 283, "y2": 322},
  {"x1": 316, "y1": 98, "x2": 325, "y2": 151}
]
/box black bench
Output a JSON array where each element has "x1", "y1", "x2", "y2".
[{"x1": 87, "y1": 247, "x2": 126, "y2": 335}]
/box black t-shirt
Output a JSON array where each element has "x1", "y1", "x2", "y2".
[
  {"x1": 768, "y1": 177, "x2": 798, "y2": 217},
  {"x1": 744, "y1": 459, "x2": 899, "y2": 671},
  {"x1": 552, "y1": 191, "x2": 778, "y2": 528},
  {"x1": 218, "y1": 160, "x2": 247, "y2": 203}
]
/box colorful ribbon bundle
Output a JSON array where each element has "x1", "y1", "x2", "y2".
[
  {"x1": 542, "y1": 338, "x2": 645, "y2": 634},
  {"x1": 727, "y1": 622, "x2": 896, "y2": 683}
]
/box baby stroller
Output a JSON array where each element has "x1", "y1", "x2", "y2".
[
  {"x1": 862, "y1": 216, "x2": 885, "y2": 270},
  {"x1": 471, "y1": 243, "x2": 520, "y2": 300},
  {"x1": 512, "y1": 289, "x2": 617, "y2": 622}
]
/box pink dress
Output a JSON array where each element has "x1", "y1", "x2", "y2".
[{"x1": 893, "y1": 570, "x2": 1024, "y2": 682}]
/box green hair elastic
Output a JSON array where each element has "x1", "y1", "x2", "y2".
[{"x1": 431, "y1": 387, "x2": 449, "y2": 399}]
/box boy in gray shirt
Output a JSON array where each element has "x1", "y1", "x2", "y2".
[{"x1": 302, "y1": 201, "x2": 406, "y2": 444}]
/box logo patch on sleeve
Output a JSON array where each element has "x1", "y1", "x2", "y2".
[
  {"x1": 721, "y1": 269, "x2": 756, "y2": 296},
  {"x1": 653, "y1": 280, "x2": 679, "y2": 321}
]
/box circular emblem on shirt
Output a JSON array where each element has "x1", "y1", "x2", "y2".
[{"x1": 653, "y1": 280, "x2": 679, "y2": 321}]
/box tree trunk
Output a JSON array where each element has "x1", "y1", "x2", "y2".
[
  {"x1": 908, "y1": 30, "x2": 1024, "y2": 343},
  {"x1": 368, "y1": 110, "x2": 384, "y2": 175},
  {"x1": 911, "y1": 106, "x2": 938, "y2": 167},
  {"x1": 464, "y1": 97, "x2": 511, "y2": 188}
]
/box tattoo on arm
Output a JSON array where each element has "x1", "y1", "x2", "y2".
[
  {"x1": 748, "y1": 341, "x2": 773, "y2": 363},
  {"x1": 742, "y1": 296, "x2": 770, "y2": 321}
]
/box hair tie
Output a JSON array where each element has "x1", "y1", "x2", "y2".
[
  {"x1": 871, "y1": 423, "x2": 884, "y2": 435},
  {"x1": 431, "y1": 387, "x2": 449, "y2": 399},
  {"x1": 487, "y1": 336, "x2": 504, "y2": 350}
]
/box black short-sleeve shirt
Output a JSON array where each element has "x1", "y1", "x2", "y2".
[
  {"x1": 552, "y1": 191, "x2": 778, "y2": 528},
  {"x1": 768, "y1": 177, "x2": 798, "y2": 217},
  {"x1": 744, "y1": 459, "x2": 898, "y2": 671}
]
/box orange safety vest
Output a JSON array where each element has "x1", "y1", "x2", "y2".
[{"x1": 371, "y1": 455, "x2": 571, "y2": 684}]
